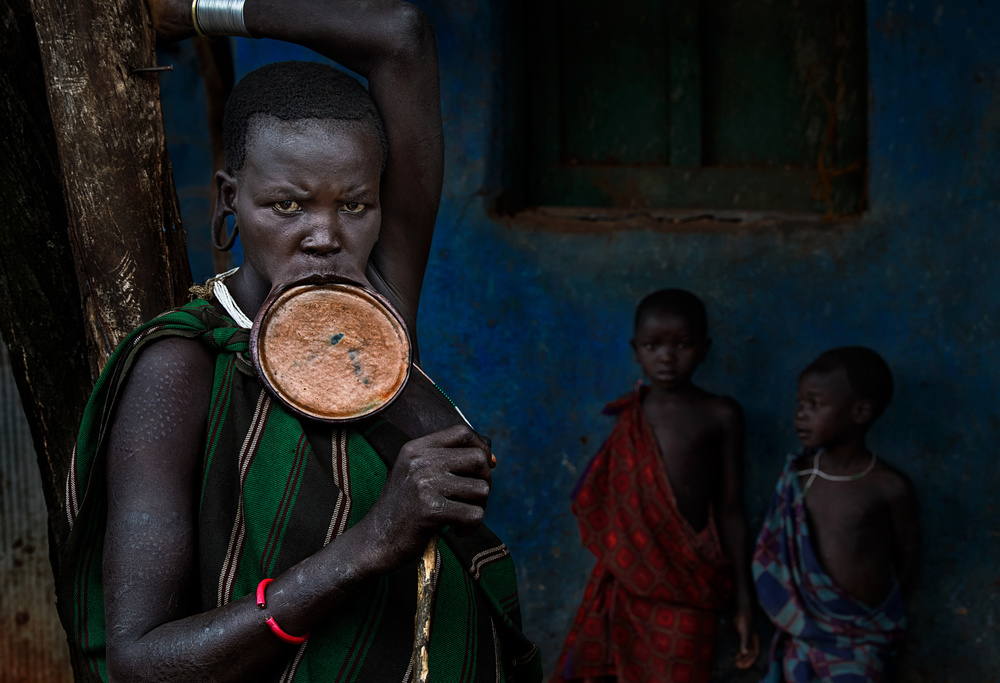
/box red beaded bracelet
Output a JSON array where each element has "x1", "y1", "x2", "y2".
[{"x1": 256, "y1": 578, "x2": 309, "y2": 645}]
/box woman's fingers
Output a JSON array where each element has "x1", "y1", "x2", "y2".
[
  {"x1": 370, "y1": 424, "x2": 495, "y2": 556},
  {"x1": 429, "y1": 471, "x2": 490, "y2": 505},
  {"x1": 417, "y1": 423, "x2": 491, "y2": 452},
  {"x1": 401, "y1": 426, "x2": 493, "y2": 481}
]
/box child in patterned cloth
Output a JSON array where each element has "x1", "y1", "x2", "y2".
[{"x1": 753, "y1": 347, "x2": 919, "y2": 682}]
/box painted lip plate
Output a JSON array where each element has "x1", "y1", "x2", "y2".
[{"x1": 250, "y1": 276, "x2": 412, "y2": 423}]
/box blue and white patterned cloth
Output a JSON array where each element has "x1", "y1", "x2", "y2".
[{"x1": 752, "y1": 455, "x2": 906, "y2": 682}]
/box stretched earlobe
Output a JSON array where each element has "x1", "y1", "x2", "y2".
[
  {"x1": 212, "y1": 170, "x2": 239, "y2": 252},
  {"x1": 212, "y1": 215, "x2": 239, "y2": 251}
]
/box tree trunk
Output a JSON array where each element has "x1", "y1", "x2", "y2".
[
  {"x1": 28, "y1": 0, "x2": 192, "y2": 375},
  {"x1": 0, "y1": 0, "x2": 192, "y2": 677},
  {"x1": 0, "y1": 0, "x2": 92, "y2": 552}
]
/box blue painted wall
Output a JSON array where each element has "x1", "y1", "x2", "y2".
[{"x1": 161, "y1": 1, "x2": 1000, "y2": 679}]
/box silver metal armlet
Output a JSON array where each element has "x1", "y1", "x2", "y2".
[{"x1": 195, "y1": 0, "x2": 255, "y2": 38}]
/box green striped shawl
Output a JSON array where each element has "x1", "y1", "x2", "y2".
[{"x1": 57, "y1": 299, "x2": 541, "y2": 683}]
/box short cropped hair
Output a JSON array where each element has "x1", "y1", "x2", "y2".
[
  {"x1": 803, "y1": 347, "x2": 894, "y2": 420},
  {"x1": 634, "y1": 289, "x2": 708, "y2": 338},
  {"x1": 223, "y1": 61, "x2": 388, "y2": 175}
]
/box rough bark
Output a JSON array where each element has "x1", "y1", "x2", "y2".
[
  {"x1": 0, "y1": 0, "x2": 192, "y2": 677},
  {"x1": 0, "y1": 0, "x2": 92, "y2": 567},
  {"x1": 28, "y1": 0, "x2": 192, "y2": 376}
]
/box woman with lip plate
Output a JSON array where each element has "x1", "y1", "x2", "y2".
[{"x1": 57, "y1": 1, "x2": 541, "y2": 681}]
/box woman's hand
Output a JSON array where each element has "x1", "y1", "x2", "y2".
[{"x1": 357, "y1": 424, "x2": 494, "y2": 569}]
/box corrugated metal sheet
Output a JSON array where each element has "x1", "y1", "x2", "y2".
[{"x1": 0, "y1": 341, "x2": 73, "y2": 682}]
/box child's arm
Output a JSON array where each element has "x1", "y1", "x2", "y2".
[
  {"x1": 153, "y1": 0, "x2": 443, "y2": 350},
  {"x1": 887, "y1": 472, "x2": 920, "y2": 598},
  {"x1": 716, "y1": 399, "x2": 760, "y2": 669}
]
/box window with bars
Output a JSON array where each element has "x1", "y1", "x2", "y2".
[{"x1": 504, "y1": 0, "x2": 867, "y2": 216}]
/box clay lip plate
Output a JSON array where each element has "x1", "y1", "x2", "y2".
[{"x1": 252, "y1": 283, "x2": 411, "y2": 422}]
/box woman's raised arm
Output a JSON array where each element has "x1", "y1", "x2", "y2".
[{"x1": 152, "y1": 0, "x2": 443, "y2": 347}]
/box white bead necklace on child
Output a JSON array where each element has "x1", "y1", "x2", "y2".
[{"x1": 798, "y1": 448, "x2": 877, "y2": 499}]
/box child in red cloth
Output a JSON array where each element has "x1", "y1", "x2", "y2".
[{"x1": 553, "y1": 289, "x2": 759, "y2": 683}]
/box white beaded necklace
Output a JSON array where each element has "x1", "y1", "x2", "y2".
[
  {"x1": 798, "y1": 448, "x2": 877, "y2": 499},
  {"x1": 210, "y1": 268, "x2": 253, "y2": 329}
]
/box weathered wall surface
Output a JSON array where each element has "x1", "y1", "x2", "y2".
[
  {"x1": 156, "y1": 1, "x2": 997, "y2": 680},
  {"x1": 413, "y1": 2, "x2": 999, "y2": 680},
  {"x1": 0, "y1": 342, "x2": 74, "y2": 682}
]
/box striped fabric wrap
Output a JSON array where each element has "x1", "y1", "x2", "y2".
[{"x1": 57, "y1": 299, "x2": 541, "y2": 683}]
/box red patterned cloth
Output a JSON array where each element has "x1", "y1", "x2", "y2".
[{"x1": 552, "y1": 389, "x2": 733, "y2": 683}]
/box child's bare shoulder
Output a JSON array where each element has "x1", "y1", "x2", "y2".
[
  {"x1": 869, "y1": 458, "x2": 918, "y2": 505},
  {"x1": 699, "y1": 391, "x2": 744, "y2": 432}
]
